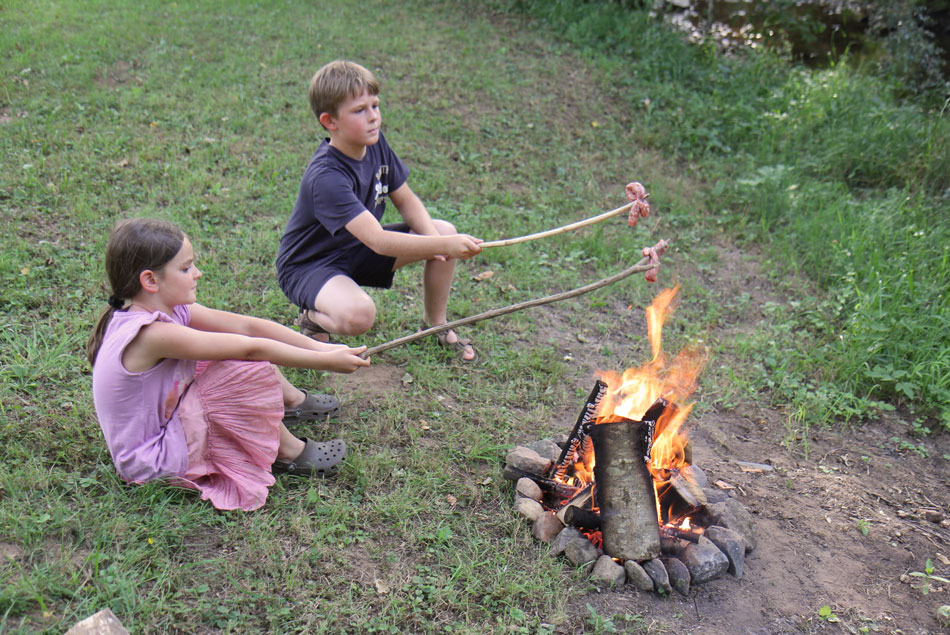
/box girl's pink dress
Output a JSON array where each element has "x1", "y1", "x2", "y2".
[
  {"x1": 177, "y1": 359, "x2": 283, "y2": 511},
  {"x1": 92, "y1": 305, "x2": 283, "y2": 511}
]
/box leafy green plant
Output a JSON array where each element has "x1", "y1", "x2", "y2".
[
  {"x1": 908, "y1": 559, "x2": 950, "y2": 595},
  {"x1": 891, "y1": 436, "x2": 930, "y2": 459},
  {"x1": 937, "y1": 605, "x2": 950, "y2": 627},
  {"x1": 584, "y1": 604, "x2": 618, "y2": 633},
  {"x1": 818, "y1": 605, "x2": 840, "y2": 622}
]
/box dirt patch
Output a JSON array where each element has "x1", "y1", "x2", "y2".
[
  {"x1": 94, "y1": 60, "x2": 137, "y2": 89},
  {"x1": 0, "y1": 543, "x2": 25, "y2": 559},
  {"x1": 325, "y1": 364, "x2": 406, "y2": 407},
  {"x1": 522, "y1": 240, "x2": 950, "y2": 634}
]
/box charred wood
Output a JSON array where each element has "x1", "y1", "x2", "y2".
[
  {"x1": 550, "y1": 380, "x2": 608, "y2": 480},
  {"x1": 660, "y1": 525, "x2": 703, "y2": 543},
  {"x1": 563, "y1": 505, "x2": 601, "y2": 530},
  {"x1": 503, "y1": 465, "x2": 579, "y2": 498}
]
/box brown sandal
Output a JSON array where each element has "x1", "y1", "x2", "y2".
[
  {"x1": 294, "y1": 310, "x2": 333, "y2": 342},
  {"x1": 421, "y1": 321, "x2": 477, "y2": 362}
]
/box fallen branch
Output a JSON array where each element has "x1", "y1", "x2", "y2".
[{"x1": 361, "y1": 240, "x2": 668, "y2": 358}]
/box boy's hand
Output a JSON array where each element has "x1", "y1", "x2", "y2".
[
  {"x1": 441, "y1": 234, "x2": 483, "y2": 260},
  {"x1": 323, "y1": 345, "x2": 371, "y2": 372}
]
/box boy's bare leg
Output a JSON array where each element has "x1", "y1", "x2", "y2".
[
  {"x1": 309, "y1": 274, "x2": 377, "y2": 336},
  {"x1": 408, "y1": 220, "x2": 476, "y2": 361},
  {"x1": 419, "y1": 257, "x2": 473, "y2": 359}
]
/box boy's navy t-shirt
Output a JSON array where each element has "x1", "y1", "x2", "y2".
[{"x1": 276, "y1": 132, "x2": 409, "y2": 274}]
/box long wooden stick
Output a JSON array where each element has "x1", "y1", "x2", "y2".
[
  {"x1": 481, "y1": 196, "x2": 646, "y2": 249},
  {"x1": 361, "y1": 255, "x2": 659, "y2": 358}
]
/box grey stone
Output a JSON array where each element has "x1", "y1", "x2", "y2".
[
  {"x1": 660, "y1": 536, "x2": 691, "y2": 557},
  {"x1": 515, "y1": 477, "x2": 542, "y2": 502},
  {"x1": 733, "y1": 460, "x2": 774, "y2": 472},
  {"x1": 642, "y1": 558, "x2": 672, "y2": 595},
  {"x1": 705, "y1": 525, "x2": 746, "y2": 578},
  {"x1": 702, "y1": 486, "x2": 731, "y2": 504},
  {"x1": 514, "y1": 497, "x2": 544, "y2": 522},
  {"x1": 551, "y1": 434, "x2": 570, "y2": 449},
  {"x1": 564, "y1": 537, "x2": 599, "y2": 573},
  {"x1": 590, "y1": 555, "x2": 626, "y2": 587},
  {"x1": 662, "y1": 557, "x2": 691, "y2": 595},
  {"x1": 707, "y1": 499, "x2": 757, "y2": 552},
  {"x1": 550, "y1": 526, "x2": 583, "y2": 556},
  {"x1": 65, "y1": 609, "x2": 129, "y2": 635},
  {"x1": 505, "y1": 446, "x2": 552, "y2": 475},
  {"x1": 528, "y1": 439, "x2": 563, "y2": 463},
  {"x1": 681, "y1": 464, "x2": 707, "y2": 488},
  {"x1": 682, "y1": 535, "x2": 730, "y2": 584},
  {"x1": 532, "y1": 513, "x2": 564, "y2": 543},
  {"x1": 624, "y1": 560, "x2": 655, "y2": 591}
]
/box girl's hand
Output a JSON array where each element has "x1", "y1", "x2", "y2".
[{"x1": 324, "y1": 345, "x2": 371, "y2": 373}]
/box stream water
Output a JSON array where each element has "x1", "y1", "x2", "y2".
[{"x1": 658, "y1": 0, "x2": 950, "y2": 75}]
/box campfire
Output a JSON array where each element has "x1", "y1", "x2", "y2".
[{"x1": 504, "y1": 286, "x2": 756, "y2": 594}]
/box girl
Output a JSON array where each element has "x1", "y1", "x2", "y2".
[{"x1": 88, "y1": 218, "x2": 370, "y2": 511}]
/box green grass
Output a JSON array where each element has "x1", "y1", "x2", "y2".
[{"x1": 1, "y1": 0, "x2": 948, "y2": 632}]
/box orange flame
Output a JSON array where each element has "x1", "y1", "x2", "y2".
[
  {"x1": 552, "y1": 287, "x2": 709, "y2": 530},
  {"x1": 596, "y1": 285, "x2": 707, "y2": 474}
]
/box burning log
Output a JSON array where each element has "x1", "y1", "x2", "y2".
[
  {"x1": 503, "y1": 465, "x2": 579, "y2": 499},
  {"x1": 660, "y1": 525, "x2": 704, "y2": 543},
  {"x1": 669, "y1": 467, "x2": 707, "y2": 509},
  {"x1": 562, "y1": 506, "x2": 601, "y2": 530},
  {"x1": 556, "y1": 483, "x2": 596, "y2": 527},
  {"x1": 589, "y1": 418, "x2": 661, "y2": 561},
  {"x1": 550, "y1": 380, "x2": 608, "y2": 481}
]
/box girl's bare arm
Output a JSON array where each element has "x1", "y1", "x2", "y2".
[
  {"x1": 122, "y1": 319, "x2": 369, "y2": 374},
  {"x1": 187, "y1": 304, "x2": 344, "y2": 352}
]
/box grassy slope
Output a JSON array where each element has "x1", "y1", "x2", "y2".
[
  {"x1": 499, "y1": 0, "x2": 950, "y2": 428},
  {"x1": 0, "y1": 1, "x2": 700, "y2": 632},
  {"x1": 1, "y1": 0, "x2": 946, "y2": 632}
]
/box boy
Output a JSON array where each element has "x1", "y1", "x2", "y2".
[{"x1": 277, "y1": 60, "x2": 482, "y2": 362}]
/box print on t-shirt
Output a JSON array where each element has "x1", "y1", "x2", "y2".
[{"x1": 373, "y1": 165, "x2": 390, "y2": 209}]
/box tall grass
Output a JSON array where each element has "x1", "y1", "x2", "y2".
[{"x1": 503, "y1": 0, "x2": 950, "y2": 426}]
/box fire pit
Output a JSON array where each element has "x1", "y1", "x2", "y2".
[{"x1": 503, "y1": 286, "x2": 756, "y2": 594}]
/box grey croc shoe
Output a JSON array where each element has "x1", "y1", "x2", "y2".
[
  {"x1": 284, "y1": 390, "x2": 340, "y2": 424},
  {"x1": 272, "y1": 438, "x2": 346, "y2": 477}
]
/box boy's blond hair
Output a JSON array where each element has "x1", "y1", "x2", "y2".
[{"x1": 309, "y1": 60, "x2": 380, "y2": 127}]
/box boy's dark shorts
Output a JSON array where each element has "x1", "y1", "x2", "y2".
[{"x1": 279, "y1": 223, "x2": 411, "y2": 310}]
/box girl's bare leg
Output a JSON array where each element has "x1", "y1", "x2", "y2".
[
  {"x1": 276, "y1": 423, "x2": 306, "y2": 460},
  {"x1": 275, "y1": 367, "x2": 306, "y2": 408}
]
